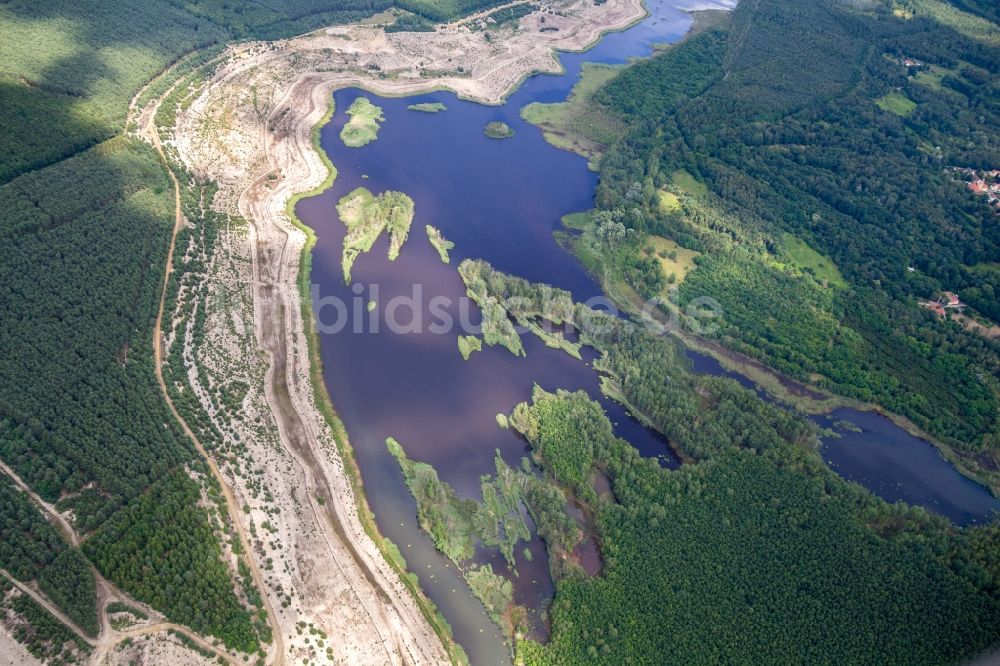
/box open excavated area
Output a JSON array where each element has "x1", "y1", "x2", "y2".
[{"x1": 155, "y1": 0, "x2": 647, "y2": 663}]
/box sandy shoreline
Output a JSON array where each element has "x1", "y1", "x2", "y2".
[{"x1": 165, "y1": 0, "x2": 648, "y2": 663}]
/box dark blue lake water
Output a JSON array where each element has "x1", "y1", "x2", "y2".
[
  {"x1": 685, "y1": 352, "x2": 1000, "y2": 526},
  {"x1": 296, "y1": 0, "x2": 998, "y2": 661}
]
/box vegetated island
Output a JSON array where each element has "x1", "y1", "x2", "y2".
[
  {"x1": 340, "y1": 97, "x2": 384, "y2": 147},
  {"x1": 425, "y1": 225, "x2": 455, "y2": 263},
  {"x1": 336, "y1": 187, "x2": 414, "y2": 282},
  {"x1": 460, "y1": 259, "x2": 581, "y2": 359},
  {"x1": 408, "y1": 102, "x2": 448, "y2": 113},
  {"x1": 484, "y1": 121, "x2": 515, "y2": 139},
  {"x1": 457, "y1": 335, "x2": 482, "y2": 360},
  {"x1": 458, "y1": 261, "x2": 525, "y2": 356}
]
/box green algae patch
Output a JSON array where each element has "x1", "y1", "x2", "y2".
[{"x1": 336, "y1": 187, "x2": 414, "y2": 282}]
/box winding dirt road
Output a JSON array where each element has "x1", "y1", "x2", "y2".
[
  {"x1": 142, "y1": 81, "x2": 285, "y2": 666},
  {"x1": 0, "y1": 568, "x2": 235, "y2": 664},
  {"x1": 152, "y1": 1, "x2": 650, "y2": 662},
  {"x1": 0, "y1": 432, "x2": 245, "y2": 664},
  {"x1": 241, "y1": 73, "x2": 450, "y2": 665}
]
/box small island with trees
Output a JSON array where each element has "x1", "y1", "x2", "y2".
[
  {"x1": 408, "y1": 102, "x2": 448, "y2": 113},
  {"x1": 425, "y1": 225, "x2": 455, "y2": 263},
  {"x1": 484, "y1": 121, "x2": 515, "y2": 139},
  {"x1": 457, "y1": 335, "x2": 482, "y2": 360},
  {"x1": 340, "y1": 97, "x2": 385, "y2": 147},
  {"x1": 336, "y1": 187, "x2": 415, "y2": 282}
]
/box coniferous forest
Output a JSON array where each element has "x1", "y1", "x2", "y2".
[
  {"x1": 0, "y1": 0, "x2": 558, "y2": 656},
  {"x1": 513, "y1": 388, "x2": 1000, "y2": 665},
  {"x1": 2, "y1": 0, "x2": 1000, "y2": 662},
  {"x1": 567, "y1": 0, "x2": 1000, "y2": 459},
  {"x1": 411, "y1": 263, "x2": 1000, "y2": 664}
]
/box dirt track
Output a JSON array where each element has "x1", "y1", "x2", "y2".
[
  {"x1": 0, "y1": 568, "x2": 232, "y2": 665},
  {"x1": 0, "y1": 461, "x2": 78, "y2": 547},
  {"x1": 0, "y1": 448, "x2": 249, "y2": 665},
  {"x1": 142, "y1": 79, "x2": 287, "y2": 666},
  {"x1": 165, "y1": 1, "x2": 647, "y2": 663},
  {"x1": 242, "y1": 71, "x2": 448, "y2": 666}
]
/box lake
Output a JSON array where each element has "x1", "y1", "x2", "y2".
[{"x1": 295, "y1": 0, "x2": 998, "y2": 661}]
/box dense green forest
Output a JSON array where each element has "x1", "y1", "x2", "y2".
[
  {"x1": 0, "y1": 138, "x2": 189, "y2": 514},
  {"x1": 0, "y1": 0, "x2": 513, "y2": 651},
  {"x1": 84, "y1": 471, "x2": 258, "y2": 652},
  {"x1": 0, "y1": 143, "x2": 178, "y2": 637},
  {"x1": 37, "y1": 550, "x2": 99, "y2": 637},
  {"x1": 1, "y1": 0, "x2": 223, "y2": 186},
  {"x1": 0, "y1": 476, "x2": 98, "y2": 636},
  {"x1": 404, "y1": 259, "x2": 1000, "y2": 662},
  {"x1": 396, "y1": 0, "x2": 509, "y2": 22},
  {"x1": 511, "y1": 388, "x2": 1000, "y2": 665},
  {"x1": 0, "y1": 476, "x2": 66, "y2": 583},
  {"x1": 0, "y1": 134, "x2": 253, "y2": 646},
  {"x1": 540, "y1": 0, "x2": 1000, "y2": 460}
]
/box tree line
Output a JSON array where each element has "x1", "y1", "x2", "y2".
[{"x1": 581, "y1": 0, "x2": 1000, "y2": 453}]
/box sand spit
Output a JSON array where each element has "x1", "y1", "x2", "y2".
[{"x1": 165, "y1": 0, "x2": 646, "y2": 663}]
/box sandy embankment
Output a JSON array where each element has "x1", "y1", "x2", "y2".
[
  {"x1": 0, "y1": 623, "x2": 41, "y2": 666},
  {"x1": 169, "y1": 0, "x2": 646, "y2": 663}
]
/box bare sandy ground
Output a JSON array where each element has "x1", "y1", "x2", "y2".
[
  {"x1": 101, "y1": 635, "x2": 218, "y2": 666},
  {"x1": 0, "y1": 623, "x2": 42, "y2": 666},
  {"x1": 176, "y1": 0, "x2": 645, "y2": 209},
  {"x1": 159, "y1": 1, "x2": 647, "y2": 664}
]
